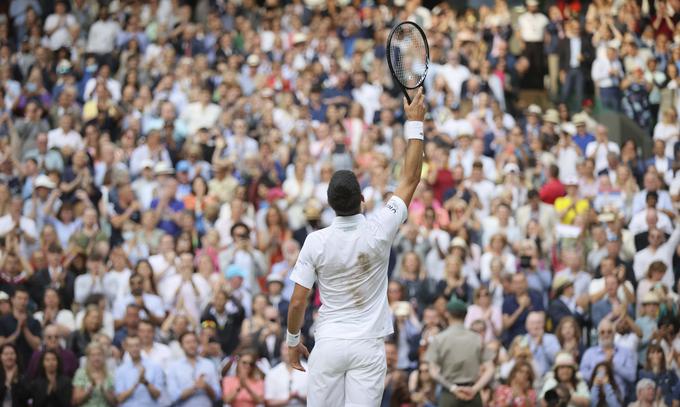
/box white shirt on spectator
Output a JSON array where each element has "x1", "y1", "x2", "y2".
[
  {"x1": 633, "y1": 225, "x2": 680, "y2": 288},
  {"x1": 517, "y1": 12, "x2": 549, "y2": 42},
  {"x1": 158, "y1": 274, "x2": 211, "y2": 323},
  {"x1": 74, "y1": 272, "x2": 119, "y2": 306},
  {"x1": 591, "y1": 56, "x2": 623, "y2": 88},
  {"x1": 113, "y1": 293, "x2": 165, "y2": 321},
  {"x1": 181, "y1": 102, "x2": 221, "y2": 135},
  {"x1": 629, "y1": 210, "x2": 673, "y2": 235},
  {"x1": 351, "y1": 82, "x2": 382, "y2": 124},
  {"x1": 265, "y1": 361, "x2": 308, "y2": 406},
  {"x1": 44, "y1": 13, "x2": 77, "y2": 50},
  {"x1": 47, "y1": 127, "x2": 84, "y2": 151},
  {"x1": 585, "y1": 140, "x2": 620, "y2": 174},
  {"x1": 84, "y1": 77, "x2": 122, "y2": 102},
  {"x1": 86, "y1": 19, "x2": 121, "y2": 54}
]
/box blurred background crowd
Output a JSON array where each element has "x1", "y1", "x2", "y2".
[{"x1": 0, "y1": 0, "x2": 679, "y2": 405}]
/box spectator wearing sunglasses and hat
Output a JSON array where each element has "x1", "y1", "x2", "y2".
[{"x1": 539, "y1": 351, "x2": 591, "y2": 406}]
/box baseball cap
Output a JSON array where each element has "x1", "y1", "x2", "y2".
[
  {"x1": 176, "y1": 161, "x2": 191, "y2": 173},
  {"x1": 225, "y1": 265, "x2": 246, "y2": 280},
  {"x1": 34, "y1": 174, "x2": 56, "y2": 189}
]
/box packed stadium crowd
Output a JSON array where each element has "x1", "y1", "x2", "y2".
[{"x1": 0, "y1": 0, "x2": 680, "y2": 405}]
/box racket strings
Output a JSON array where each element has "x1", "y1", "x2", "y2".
[{"x1": 389, "y1": 24, "x2": 428, "y2": 89}]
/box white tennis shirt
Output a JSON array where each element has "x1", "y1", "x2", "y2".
[{"x1": 290, "y1": 195, "x2": 408, "y2": 340}]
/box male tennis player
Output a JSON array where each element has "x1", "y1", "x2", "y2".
[{"x1": 286, "y1": 89, "x2": 426, "y2": 406}]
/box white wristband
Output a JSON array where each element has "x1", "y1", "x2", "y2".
[
  {"x1": 405, "y1": 121, "x2": 424, "y2": 140},
  {"x1": 286, "y1": 330, "x2": 301, "y2": 347}
]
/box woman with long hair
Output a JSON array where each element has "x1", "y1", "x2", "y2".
[
  {"x1": 67, "y1": 306, "x2": 103, "y2": 358},
  {"x1": 222, "y1": 348, "x2": 265, "y2": 406},
  {"x1": 398, "y1": 251, "x2": 438, "y2": 312},
  {"x1": 639, "y1": 343, "x2": 679, "y2": 407},
  {"x1": 464, "y1": 286, "x2": 502, "y2": 342},
  {"x1": 71, "y1": 342, "x2": 115, "y2": 406},
  {"x1": 589, "y1": 361, "x2": 622, "y2": 407},
  {"x1": 493, "y1": 360, "x2": 537, "y2": 406},
  {"x1": 134, "y1": 260, "x2": 159, "y2": 296},
  {"x1": 539, "y1": 352, "x2": 590, "y2": 406},
  {"x1": 33, "y1": 287, "x2": 76, "y2": 337},
  {"x1": 240, "y1": 294, "x2": 270, "y2": 343},
  {"x1": 555, "y1": 316, "x2": 585, "y2": 362},
  {"x1": 0, "y1": 344, "x2": 29, "y2": 406},
  {"x1": 408, "y1": 361, "x2": 437, "y2": 407},
  {"x1": 31, "y1": 349, "x2": 73, "y2": 407}
]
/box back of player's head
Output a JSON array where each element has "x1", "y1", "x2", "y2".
[{"x1": 328, "y1": 170, "x2": 362, "y2": 216}]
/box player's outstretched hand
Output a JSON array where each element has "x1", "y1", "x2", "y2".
[
  {"x1": 289, "y1": 342, "x2": 309, "y2": 372},
  {"x1": 404, "y1": 88, "x2": 425, "y2": 122}
]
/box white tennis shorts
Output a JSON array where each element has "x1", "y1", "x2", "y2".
[{"x1": 307, "y1": 337, "x2": 387, "y2": 407}]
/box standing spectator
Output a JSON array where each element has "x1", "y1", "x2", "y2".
[
  {"x1": 114, "y1": 335, "x2": 164, "y2": 406},
  {"x1": 591, "y1": 44, "x2": 624, "y2": 111},
  {"x1": 493, "y1": 361, "x2": 537, "y2": 407},
  {"x1": 0, "y1": 343, "x2": 30, "y2": 406},
  {"x1": 71, "y1": 342, "x2": 116, "y2": 407},
  {"x1": 518, "y1": 0, "x2": 549, "y2": 90},
  {"x1": 502, "y1": 272, "x2": 544, "y2": 347},
  {"x1": 0, "y1": 287, "x2": 42, "y2": 363},
  {"x1": 165, "y1": 331, "x2": 220, "y2": 406},
  {"x1": 559, "y1": 19, "x2": 593, "y2": 110},
  {"x1": 222, "y1": 348, "x2": 265, "y2": 406},
  {"x1": 265, "y1": 341, "x2": 308, "y2": 406},
  {"x1": 30, "y1": 349, "x2": 73, "y2": 407}
]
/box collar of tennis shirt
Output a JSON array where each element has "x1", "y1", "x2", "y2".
[{"x1": 332, "y1": 214, "x2": 365, "y2": 229}]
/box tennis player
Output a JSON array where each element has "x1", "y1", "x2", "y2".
[{"x1": 286, "y1": 89, "x2": 426, "y2": 406}]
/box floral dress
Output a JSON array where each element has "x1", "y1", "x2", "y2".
[{"x1": 72, "y1": 367, "x2": 114, "y2": 407}]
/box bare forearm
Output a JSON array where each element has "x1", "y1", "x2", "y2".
[
  {"x1": 471, "y1": 362, "x2": 494, "y2": 393},
  {"x1": 287, "y1": 297, "x2": 307, "y2": 335}
]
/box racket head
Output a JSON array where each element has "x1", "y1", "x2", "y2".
[{"x1": 386, "y1": 21, "x2": 430, "y2": 102}]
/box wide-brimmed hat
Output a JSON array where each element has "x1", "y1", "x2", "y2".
[
  {"x1": 543, "y1": 109, "x2": 560, "y2": 124},
  {"x1": 553, "y1": 352, "x2": 577, "y2": 369}
]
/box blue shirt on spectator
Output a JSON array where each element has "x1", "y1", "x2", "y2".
[
  {"x1": 166, "y1": 356, "x2": 220, "y2": 407},
  {"x1": 150, "y1": 198, "x2": 184, "y2": 237},
  {"x1": 580, "y1": 345, "x2": 637, "y2": 398},
  {"x1": 114, "y1": 358, "x2": 165, "y2": 407}
]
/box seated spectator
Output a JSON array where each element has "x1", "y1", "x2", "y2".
[
  {"x1": 33, "y1": 287, "x2": 76, "y2": 338},
  {"x1": 0, "y1": 343, "x2": 30, "y2": 405},
  {"x1": 589, "y1": 361, "x2": 623, "y2": 407},
  {"x1": 407, "y1": 360, "x2": 437, "y2": 407},
  {"x1": 627, "y1": 378, "x2": 666, "y2": 407},
  {"x1": 26, "y1": 324, "x2": 78, "y2": 380},
  {"x1": 539, "y1": 352, "x2": 590, "y2": 406},
  {"x1": 464, "y1": 286, "x2": 502, "y2": 342},
  {"x1": 638, "y1": 343, "x2": 680, "y2": 407},
  {"x1": 580, "y1": 319, "x2": 637, "y2": 401},
  {"x1": 502, "y1": 272, "x2": 544, "y2": 347},
  {"x1": 555, "y1": 316, "x2": 586, "y2": 363},
  {"x1": 30, "y1": 349, "x2": 73, "y2": 407},
  {"x1": 493, "y1": 361, "x2": 537, "y2": 407},
  {"x1": 523, "y1": 311, "x2": 560, "y2": 378},
  {"x1": 68, "y1": 305, "x2": 103, "y2": 358},
  {"x1": 548, "y1": 275, "x2": 586, "y2": 331},
  {"x1": 71, "y1": 342, "x2": 116, "y2": 407}
]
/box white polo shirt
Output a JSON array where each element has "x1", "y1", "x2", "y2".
[{"x1": 290, "y1": 196, "x2": 408, "y2": 340}]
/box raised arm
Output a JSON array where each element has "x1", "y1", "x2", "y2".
[{"x1": 393, "y1": 89, "x2": 426, "y2": 208}]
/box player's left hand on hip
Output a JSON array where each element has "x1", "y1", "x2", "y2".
[{"x1": 289, "y1": 343, "x2": 309, "y2": 372}]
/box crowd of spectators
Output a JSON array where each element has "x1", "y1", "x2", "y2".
[{"x1": 0, "y1": 0, "x2": 679, "y2": 406}]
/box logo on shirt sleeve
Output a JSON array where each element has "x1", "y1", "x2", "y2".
[{"x1": 386, "y1": 202, "x2": 397, "y2": 214}]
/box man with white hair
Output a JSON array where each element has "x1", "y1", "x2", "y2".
[
  {"x1": 580, "y1": 318, "x2": 637, "y2": 399},
  {"x1": 627, "y1": 378, "x2": 661, "y2": 407}
]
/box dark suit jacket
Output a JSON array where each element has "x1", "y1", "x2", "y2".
[
  {"x1": 28, "y1": 269, "x2": 75, "y2": 310},
  {"x1": 558, "y1": 35, "x2": 594, "y2": 71},
  {"x1": 30, "y1": 375, "x2": 72, "y2": 407},
  {"x1": 548, "y1": 297, "x2": 585, "y2": 331}
]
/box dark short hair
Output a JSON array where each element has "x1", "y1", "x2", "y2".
[
  {"x1": 230, "y1": 222, "x2": 250, "y2": 237},
  {"x1": 327, "y1": 170, "x2": 361, "y2": 216}
]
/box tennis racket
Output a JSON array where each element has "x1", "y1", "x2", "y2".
[{"x1": 386, "y1": 21, "x2": 430, "y2": 104}]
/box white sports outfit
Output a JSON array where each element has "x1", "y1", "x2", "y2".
[{"x1": 290, "y1": 195, "x2": 408, "y2": 406}]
